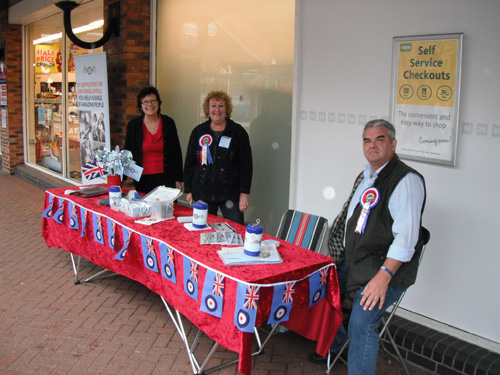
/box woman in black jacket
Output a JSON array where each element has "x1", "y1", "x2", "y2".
[
  {"x1": 124, "y1": 86, "x2": 183, "y2": 194},
  {"x1": 184, "y1": 90, "x2": 252, "y2": 225}
]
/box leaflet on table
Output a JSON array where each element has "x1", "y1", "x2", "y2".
[
  {"x1": 135, "y1": 216, "x2": 175, "y2": 226},
  {"x1": 217, "y1": 244, "x2": 283, "y2": 266},
  {"x1": 184, "y1": 223, "x2": 211, "y2": 231},
  {"x1": 209, "y1": 222, "x2": 237, "y2": 232},
  {"x1": 200, "y1": 231, "x2": 243, "y2": 245}
]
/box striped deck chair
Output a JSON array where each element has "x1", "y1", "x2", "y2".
[{"x1": 275, "y1": 210, "x2": 329, "y2": 253}]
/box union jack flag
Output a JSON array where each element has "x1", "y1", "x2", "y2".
[
  {"x1": 282, "y1": 282, "x2": 296, "y2": 303},
  {"x1": 243, "y1": 285, "x2": 260, "y2": 310},
  {"x1": 167, "y1": 247, "x2": 175, "y2": 265},
  {"x1": 147, "y1": 237, "x2": 155, "y2": 255},
  {"x1": 212, "y1": 273, "x2": 225, "y2": 297},
  {"x1": 190, "y1": 260, "x2": 198, "y2": 282},
  {"x1": 71, "y1": 203, "x2": 78, "y2": 218},
  {"x1": 82, "y1": 158, "x2": 108, "y2": 180},
  {"x1": 319, "y1": 268, "x2": 329, "y2": 288}
]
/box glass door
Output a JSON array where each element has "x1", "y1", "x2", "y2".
[
  {"x1": 25, "y1": 0, "x2": 104, "y2": 183},
  {"x1": 156, "y1": 0, "x2": 295, "y2": 234}
]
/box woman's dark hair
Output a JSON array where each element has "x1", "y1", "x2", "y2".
[{"x1": 137, "y1": 86, "x2": 162, "y2": 113}]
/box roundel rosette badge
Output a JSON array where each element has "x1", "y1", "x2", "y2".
[
  {"x1": 199, "y1": 134, "x2": 213, "y2": 165},
  {"x1": 355, "y1": 187, "x2": 380, "y2": 234}
]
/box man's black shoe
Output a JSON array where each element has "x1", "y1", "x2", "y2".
[
  {"x1": 308, "y1": 352, "x2": 328, "y2": 364},
  {"x1": 308, "y1": 350, "x2": 348, "y2": 365}
]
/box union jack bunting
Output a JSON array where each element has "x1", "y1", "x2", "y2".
[
  {"x1": 114, "y1": 226, "x2": 130, "y2": 261},
  {"x1": 82, "y1": 158, "x2": 108, "y2": 180},
  {"x1": 41, "y1": 193, "x2": 54, "y2": 219},
  {"x1": 183, "y1": 256, "x2": 198, "y2": 300},
  {"x1": 92, "y1": 213, "x2": 105, "y2": 245},
  {"x1": 309, "y1": 267, "x2": 329, "y2": 307},
  {"x1": 267, "y1": 282, "x2": 296, "y2": 324},
  {"x1": 68, "y1": 201, "x2": 79, "y2": 230},
  {"x1": 200, "y1": 270, "x2": 225, "y2": 318},
  {"x1": 52, "y1": 197, "x2": 65, "y2": 224},
  {"x1": 159, "y1": 242, "x2": 176, "y2": 283},
  {"x1": 140, "y1": 234, "x2": 159, "y2": 272},
  {"x1": 234, "y1": 283, "x2": 260, "y2": 332}
]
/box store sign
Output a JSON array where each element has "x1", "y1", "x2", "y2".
[
  {"x1": 35, "y1": 44, "x2": 61, "y2": 73},
  {"x1": 74, "y1": 52, "x2": 111, "y2": 185},
  {"x1": 390, "y1": 33, "x2": 463, "y2": 166}
]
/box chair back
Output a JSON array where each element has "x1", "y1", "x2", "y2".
[{"x1": 276, "y1": 209, "x2": 328, "y2": 252}]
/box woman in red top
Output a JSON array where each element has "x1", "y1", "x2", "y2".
[{"x1": 124, "y1": 86, "x2": 183, "y2": 194}]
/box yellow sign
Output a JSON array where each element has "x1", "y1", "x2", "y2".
[
  {"x1": 35, "y1": 44, "x2": 61, "y2": 74},
  {"x1": 397, "y1": 40, "x2": 457, "y2": 107}
]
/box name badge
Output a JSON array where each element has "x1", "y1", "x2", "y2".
[{"x1": 219, "y1": 136, "x2": 231, "y2": 148}]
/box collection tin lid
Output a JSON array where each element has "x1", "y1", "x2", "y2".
[
  {"x1": 109, "y1": 185, "x2": 121, "y2": 193},
  {"x1": 194, "y1": 200, "x2": 208, "y2": 209},
  {"x1": 246, "y1": 219, "x2": 263, "y2": 234}
]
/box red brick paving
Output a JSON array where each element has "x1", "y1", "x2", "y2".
[{"x1": 0, "y1": 175, "x2": 432, "y2": 375}]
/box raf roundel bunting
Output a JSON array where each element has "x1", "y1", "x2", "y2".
[
  {"x1": 79, "y1": 207, "x2": 88, "y2": 238},
  {"x1": 114, "y1": 226, "x2": 130, "y2": 261},
  {"x1": 200, "y1": 270, "x2": 225, "y2": 318},
  {"x1": 68, "y1": 201, "x2": 79, "y2": 230},
  {"x1": 183, "y1": 256, "x2": 199, "y2": 300},
  {"x1": 52, "y1": 197, "x2": 65, "y2": 224},
  {"x1": 234, "y1": 283, "x2": 260, "y2": 333},
  {"x1": 140, "y1": 235, "x2": 159, "y2": 272},
  {"x1": 107, "y1": 218, "x2": 116, "y2": 250},
  {"x1": 159, "y1": 242, "x2": 176, "y2": 284},
  {"x1": 309, "y1": 267, "x2": 329, "y2": 308},
  {"x1": 92, "y1": 213, "x2": 105, "y2": 245},
  {"x1": 267, "y1": 281, "x2": 296, "y2": 325},
  {"x1": 41, "y1": 193, "x2": 54, "y2": 219}
]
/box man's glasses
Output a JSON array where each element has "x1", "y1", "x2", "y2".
[{"x1": 141, "y1": 99, "x2": 158, "y2": 105}]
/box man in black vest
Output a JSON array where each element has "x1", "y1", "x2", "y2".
[{"x1": 309, "y1": 119, "x2": 426, "y2": 374}]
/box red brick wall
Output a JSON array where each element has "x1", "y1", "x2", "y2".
[
  {"x1": 105, "y1": 0, "x2": 151, "y2": 150},
  {"x1": 0, "y1": 7, "x2": 7, "y2": 172},
  {"x1": 3, "y1": 23, "x2": 22, "y2": 174}
]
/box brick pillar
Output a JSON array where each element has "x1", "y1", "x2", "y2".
[
  {"x1": 0, "y1": 7, "x2": 7, "y2": 173},
  {"x1": 105, "y1": 0, "x2": 151, "y2": 150},
  {"x1": 3, "y1": 24, "x2": 23, "y2": 174}
]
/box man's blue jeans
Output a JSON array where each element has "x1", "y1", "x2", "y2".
[{"x1": 332, "y1": 262, "x2": 406, "y2": 374}]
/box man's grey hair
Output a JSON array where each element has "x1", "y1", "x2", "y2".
[{"x1": 363, "y1": 119, "x2": 396, "y2": 141}]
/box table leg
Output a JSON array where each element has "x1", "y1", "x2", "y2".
[
  {"x1": 159, "y1": 296, "x2": 281, "y2": 374},
  {"x1": 69, "y1": 254, "x2": 119, "y2": 284}
]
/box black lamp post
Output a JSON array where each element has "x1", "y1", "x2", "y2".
[{"x1": 53, "y1": 0, "x2": 120, "y2": 49}]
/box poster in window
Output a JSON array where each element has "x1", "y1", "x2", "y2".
[
  {"x1": 390, "y1": 33, "x2": 463, "y2": 166},
  {"x1": 74, "y1": 52, "x2": 111, "y2": 184}
]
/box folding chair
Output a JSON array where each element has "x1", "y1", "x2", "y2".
[
  {"x1": 275, "y1": 209, "x2": 329, "y2": 253},
  {"x1": 326, "y1": 227, "x2": 431, "y2": 375}
]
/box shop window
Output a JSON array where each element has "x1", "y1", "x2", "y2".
[{"x1": 25, "y1": 0, "x2": 103, "y2": 183}]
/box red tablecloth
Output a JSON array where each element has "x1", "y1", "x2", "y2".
[{"x1": 42, "y1": 186, "x2": 342, "y2": 374}]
